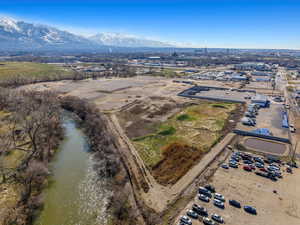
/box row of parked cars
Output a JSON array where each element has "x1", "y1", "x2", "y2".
[
  {"x1": 222, "y1": 151, "x2": 292, "y2": 182},
  {"x1": 179, "y1": 184, "x2": 257, "y2": 225},
  {"x1": 241, "y1": 103, "x2": 261, "y2": 126}
]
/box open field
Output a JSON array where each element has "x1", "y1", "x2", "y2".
[
  {"x1": 20, "y1": 76, "x2": 191, "y2": 111},
  {"x1": 121, "y1": 101, "x2": 237, "y2": 185},
  {"x1": 0, "y1": 62, "x2": 72, "y2": 81}
]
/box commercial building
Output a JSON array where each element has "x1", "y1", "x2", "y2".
[
  {"x1": 235, "y1": 62, "x2": 271, "y2": 71},
  {"x1": 251, "y1": 94, "x2": 270, "y2": 107}
]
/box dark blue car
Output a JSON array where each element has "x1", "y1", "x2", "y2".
[{"x1": 244, "y1": 206, "x2": 257, "y2": 215}]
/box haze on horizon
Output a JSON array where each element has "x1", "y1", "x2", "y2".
[{"x1": 1, "y1": 0, "x2": 300, "y2": 50}]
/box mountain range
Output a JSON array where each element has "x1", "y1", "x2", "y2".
[{"x1": 0, "y1": 17, "x2": 176, "y2": 51}]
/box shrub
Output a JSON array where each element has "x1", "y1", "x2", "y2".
[
  {"x1": 158, "y1": 126, "x2": 176, "y2": 136},
  {"x1": 177, "y1": 114, "x2": 191, "y2": 121}
]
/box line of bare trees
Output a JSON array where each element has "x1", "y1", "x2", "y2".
[{"x1": 0, "y1": 88, "x2": 63, "y2": 224}]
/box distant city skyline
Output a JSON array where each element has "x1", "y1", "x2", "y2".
[{"x1": 1, "y1": 0, "x2": 300, "y2": 49}]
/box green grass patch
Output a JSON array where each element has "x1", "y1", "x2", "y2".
[
  {"x1": 158, "y1": 126, "x2": 176, "y2": 136},
  {"x1": 0, "y1": 62, "x2": 73, "y2": 81},
  {"x1": 176, "y1": 114, "x2": 194, "y2": 121},
  {"x1": 132, "y1": 102, "x2": 237, "y2": 169}
]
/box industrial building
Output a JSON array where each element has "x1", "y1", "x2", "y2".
[{"x1": 251, "y1": 94, "x2": 270, "y2": 107}]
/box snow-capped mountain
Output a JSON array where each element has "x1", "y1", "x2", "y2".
[
  {"x1": 89, "y1": 32, "x2": 175, "y2": 48},
  {"x1": 0, "y1": 17, "x2": 97, "y2": 50},
  {"x1": 0, "y1": 17, "x2": 176, "y2": 51}
]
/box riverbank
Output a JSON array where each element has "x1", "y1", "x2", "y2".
[{"x1": 0, "y1": 89, "x2": 63, "y2": 225}]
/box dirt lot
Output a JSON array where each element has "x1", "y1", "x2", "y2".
[
  {"x1": 20, "y1": 76, "x2": 190, "y2": 111},
  {"x1": 243, "y1": 137, "x2": 288, "y2": 156},
  {"x1": 175, "y1": 151, "x2": 300, "y2": 225}
]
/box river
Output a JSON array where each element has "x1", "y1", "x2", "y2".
[{"x1": 34, "y1": 115, "x2": 111, "y2": 225}]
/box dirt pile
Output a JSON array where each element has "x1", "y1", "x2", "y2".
[{"x1": 152, "y1": 142, "x2": 204, "y2": 185}]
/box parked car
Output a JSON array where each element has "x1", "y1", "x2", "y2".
[
  {"x1": 268, "y1": 172, "x2": 278, "y2": 181},
  {"x1": 214, "y1": 193, "x2": 225, "y2": 202},
  {"x1": 187, "y1": 209, "x2": 198, "y2": 219},
  {"x1": 211, "y1": 214, "x2": 224, "y2": 223},
  {"x1": 287, "y1": 161, "x2": 298, "y2": 168},
  {"x1": 241, "y1": 117, "x2": 256, "y2": 126},
  {"x1": 241, "y1": 153, "x2": 252, "y2": 160},
  {"x1": 289, "y1": 124, "x2": 296, "y2": 133},
  {"x1": 213, "y1": 199, "x2": 225, "y2": 209},
  {"x1": 231, "y1": 155, "x2": 240, "y2": 161},
  {"x1": 204, "y1": 184, "x2": 216, "y2": 193},
  {"x1": 249, "y1": 164, "x2": 256, "y2": 170},
  {"x1": 244, "y1": 159, "x2": 254, "y2": 164},
  {"x1": 286, "y1": 167, "x2": 293, "y2": 173},
  {"x1": 255, "y1": 171, "x2": 269, "y2": 178},
  {"x1": 247, "y1": 107, "x2": 258, "y2": 115},
  {"x1": 243, "y1": 165, "x2": 252, "y2": 171},
  {"x1": 259, "y1": 167, "x2": 268, "y2": 173},
  {"x1": 244, "y1": 206, "x2": 257, "y2": 215},
  {"x1": 180, "y1": 215, "x2": 192, "y2": 225},
  {"x1": 249, "y1": 103, "x2": 260, "y2": 109},
  {"x1": 198, "y1": 194, "x2": 210, "y2": 202},
  {"x1": 255, "y1": 162, "x2": 264, "y2": 168},
  {"x1": 229, "y1": 199, "x2": 241, "y2": 208},
  {"x1": 245, "y1": 111, "x2": 256, "y2": 118},
  {"x1": 192, "y1": 204, "x2": 207, "y2": 216},
  {"x1": 274, "y1": 171, "x2": 282, "y2": 178},
  {"x1": 198, "y1": 187, "x2": 209, "y2": 194},
  {"x1": 270, "y1": 163, "x2": 281, "y2": 170},
  {"x1": 221, "y1": 164, "x2": 229, "y2": 169},
  {"x1": 198, "y1": 187, "x2": 212, "y2": 198},
  {"x1": 267, "y1": 165, "x2": 280, "y2": 172},
  {"x1": 253, "y1": 157, "x2": 264, "y2": 164},
  {"x1": 229, "y1": 161, "x2": 238, "y2": 168},
  {"x1": 203, "y1": 217, "x2": 216, "y2": 225}
]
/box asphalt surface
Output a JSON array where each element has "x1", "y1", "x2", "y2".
[{"x1": 244, "y1": 137, "x2": 287, "y2": 155}]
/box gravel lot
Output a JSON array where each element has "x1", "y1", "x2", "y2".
[{"x1": 175, "y1": 151, "x2": 300, "y2": 225}]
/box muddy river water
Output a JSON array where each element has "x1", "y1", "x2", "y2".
[{"x1": 34, "y1": 115, "x2": 110, "y2": 225}]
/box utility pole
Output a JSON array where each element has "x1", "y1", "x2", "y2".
[{"x1": 291, "y1": 140, "x2": 299, "y2": 162}]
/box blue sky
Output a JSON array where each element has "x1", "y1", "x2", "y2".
[{"x1": 1, "y1": 0, "x2": 300, "y2": 49}]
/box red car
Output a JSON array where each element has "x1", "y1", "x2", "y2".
[
  {"x1": 249, "y1": 164, "x2": 256, "y2": 170},
  {"x1": 243, "y1": 165, "x2": 252, "y2": 171},
  {"x1": 260, "y1": 167, "x2": 267, "y2": 172}
]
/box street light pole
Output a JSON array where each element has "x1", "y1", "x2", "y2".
[{"x1": 292, "y1": 140, "x2": 299, "y2": 163}]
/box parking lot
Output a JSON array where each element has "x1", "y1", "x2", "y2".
[
  {"x1": 175, "y1": 150, "x2": 300, "y2": 225},
  {"x1": 237, "y1": 101, "x2": 289, "y2": 139}
]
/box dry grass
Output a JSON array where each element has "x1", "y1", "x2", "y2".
[
  {"x1": 132, "y1": 102, "x2": 236, "y2": 184},
  {"x1": 0, "y1": 62, "x2": 72, "y2": 81},
  {"x1": 0, "y1": 111, "x2": 24, "y2": 225},
  {"x1": 152, "y1": 142, "x2": 204, "y2": 185}
]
